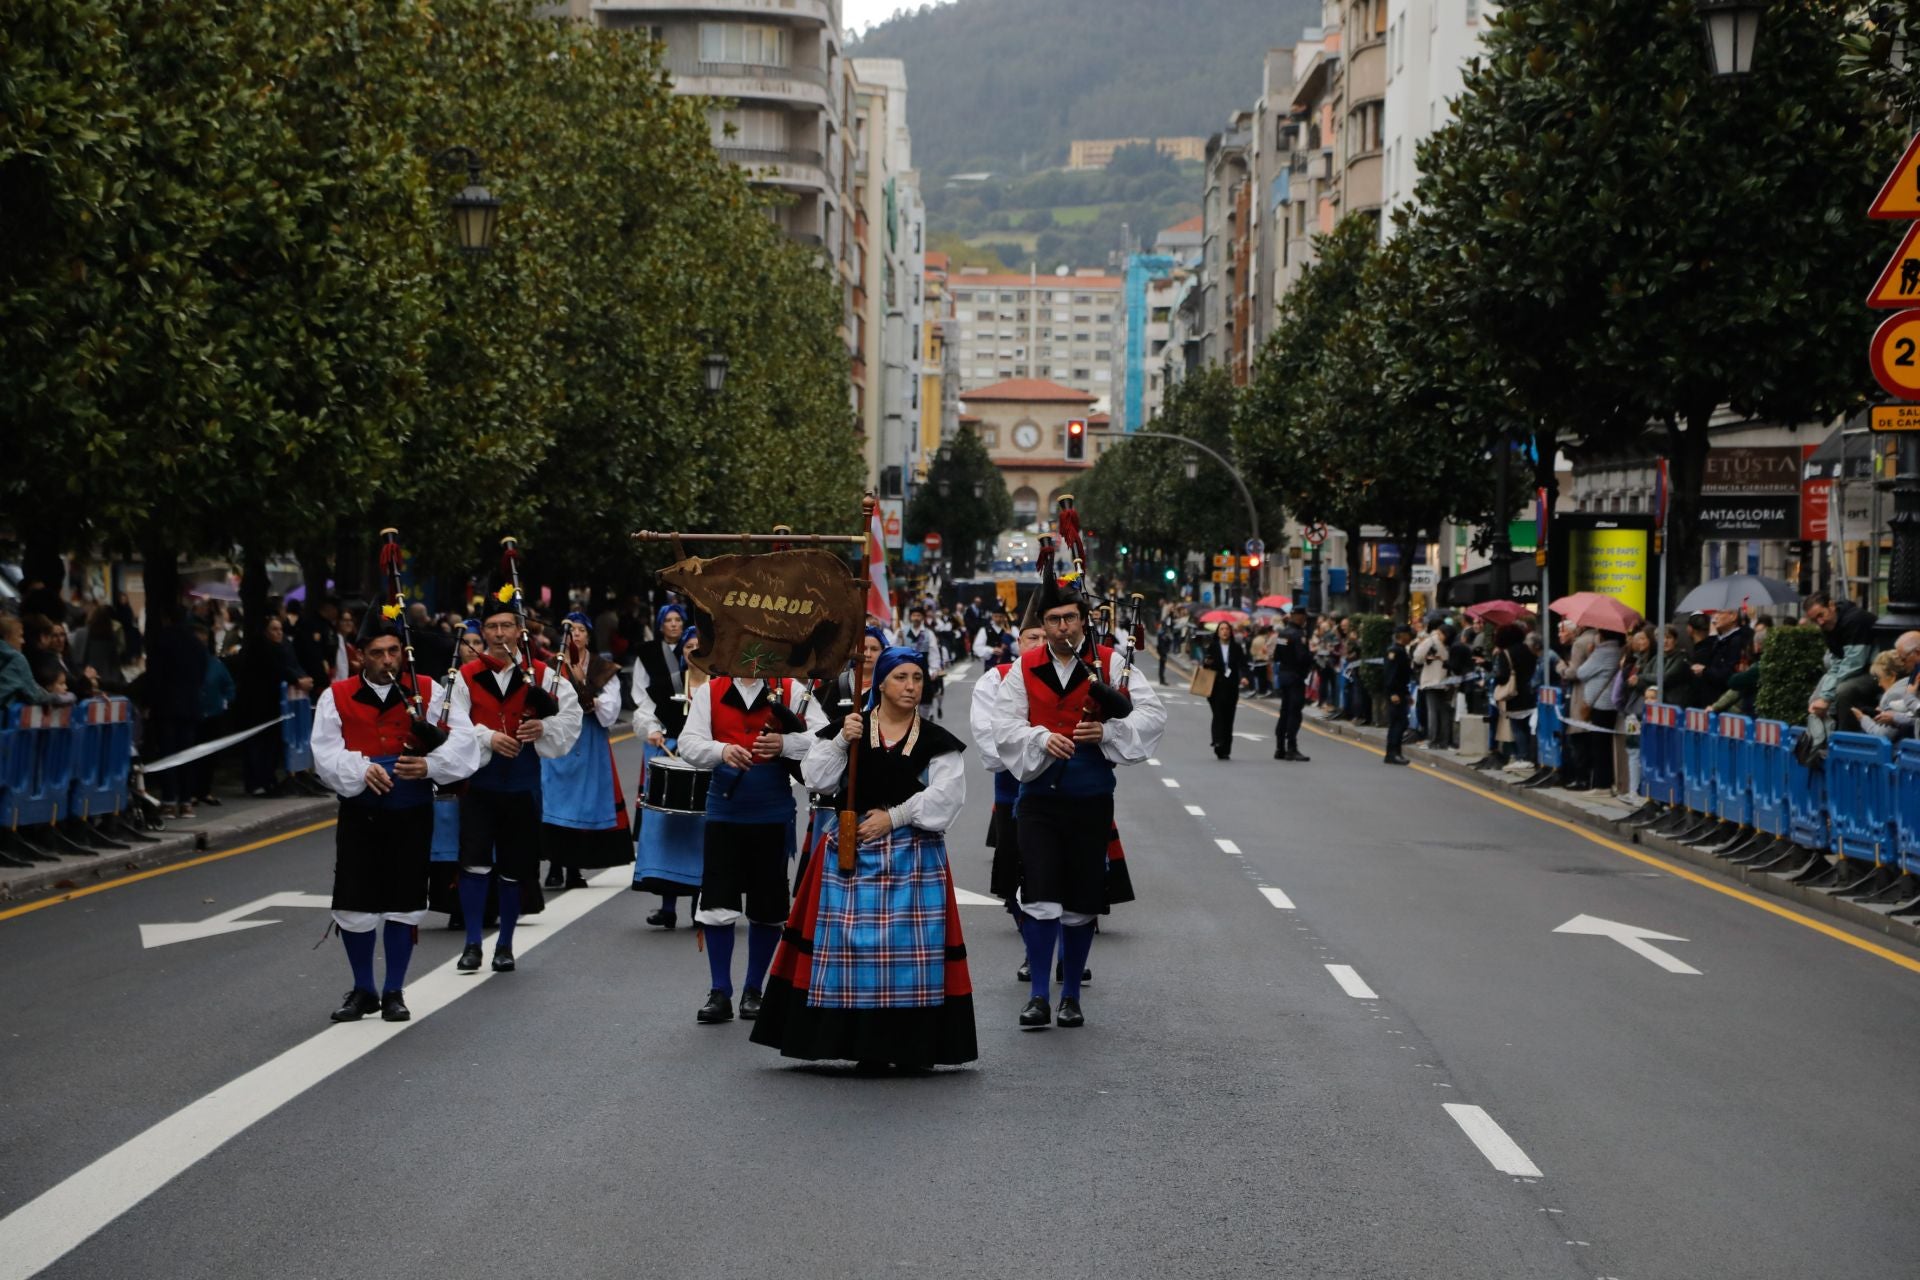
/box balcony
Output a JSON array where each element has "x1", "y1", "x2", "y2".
[
  {"x1": 594, "y1": 0, "x2": 833, "y2": 26},
  {"x1": 661, "y1": 55, "x2": 832, "y2": 109},
  {"x1": 717, "y1": 143, "x2": 830, "y2": 192},
  {"x1": 1343, "y1": 150, "x2": 1383, "y2": 213},
  {"x1": 1347, "y1": 39, "x2": 1385, "y2": 106}
]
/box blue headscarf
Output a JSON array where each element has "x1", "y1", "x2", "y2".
[
  {"x1": 863, "y1": 624, "x2": 890, "y2": 652},
  {"x1": 865, "y1": 645, "x2": 928, "y2": 710},
  {"x1": 656, "y1": 602, "x2": 688, "y2": 635},
  {"x1": 461, "y1": 618, "x2": 481, "y2": 636}
]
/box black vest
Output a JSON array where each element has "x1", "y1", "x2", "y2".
[{"x1": 635, "y1": 641, "x2": 688, "y2": 738}]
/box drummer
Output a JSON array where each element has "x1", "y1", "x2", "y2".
[{"x1": 632, "y1": 603, "x2": 695, "y2": 926}]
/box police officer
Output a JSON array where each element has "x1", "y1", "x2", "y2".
[
  {"x1": 1382, "y1": 623, "x2": 1415, "y2": 765},
  {"x1": 1269, "y1": 606, "x2": 1312, "y2": 763}
]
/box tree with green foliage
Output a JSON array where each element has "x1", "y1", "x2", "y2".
[{"x1": 906, "y1": 430, "x2": 1013, "y2": 577}]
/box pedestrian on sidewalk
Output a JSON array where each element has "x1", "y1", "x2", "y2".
[
  {"x1": 1491, "y1": 623, "x2": 1536, "y2": 768},
  {"x1": 1383, "y1": 624, "x2": 1414, "y2": 765},
  {"x1": 145, "y1": 602, "x2": 207, "y2": 819},
  {"x1": 1414, "y1": 617, "x2": 1452, "y2": 751},
  {"x1": 1271, "y1": 606, "x2": 1312, "y2": 761},
  {"x1": 1201, "y1": 620, "x2": 1247, "y2": 759},
  {"x1": 1567, "y1": 628, "x2": 1622, "y2": 792},
  {"x1": 1155, "y1": 617, "x2": 1173, "y2": 685}
]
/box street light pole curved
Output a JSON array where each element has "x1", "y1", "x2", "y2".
[{"x1": 1124, "y1": 430, "x2": 1262, "y2": 605}]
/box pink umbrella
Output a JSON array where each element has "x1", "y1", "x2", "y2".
[
  {"x1": 1464, "y1": 600, "x2": 1532, "y2": 626},
  {"x1": 1254, "y1": 594, "x2": 1292, "y2": 608},
  {"x1": 1198, "y1": 609, "x2": 1247, "y2": 624},
  {"x1": 1549, "y1": 592, "x2": 1644, "y2": 633}
]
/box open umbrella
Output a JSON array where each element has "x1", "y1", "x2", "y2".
[
  {"x1": 1675, "y1": 573, "x2": 1800, "y2": 615},
  {"x1": 1464, "y1": 600, "x2": 1532, "y2": 626},
  {"x1": 1254, "y1": 594, "x2": 1292, "y2": 608},
  {"x1": 1198, "y1": 609, "x2": 1247, "y2": 624},
  {"x1": 1549, "y1": 592, "x2": 1644, "y2": 633},
  {"x1": 186, "y1": 579, "x2": 241, "y2": 602}
]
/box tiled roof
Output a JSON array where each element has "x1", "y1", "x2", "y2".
[
  {"x1": 959, "y1": 378, "x2": 1100, "y2": 404},
  {"x1": 1161, "y1": 214, "x2": 1204, "y2": 236}
]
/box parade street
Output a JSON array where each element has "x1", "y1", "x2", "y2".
[{"x1": 2, "y1": 664, "x2": 1917, "y2": 1280}]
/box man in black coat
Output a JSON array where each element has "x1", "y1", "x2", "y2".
[
  {"x1": 1382, "y1": 623, "x2": 1415, "y2": 765},
  {"x1": 1270, "y1": 607, "x2": 1313, "y2": 762},
  {"x1": 145, "y1": 604, "x2": 208, "y2": 815}
]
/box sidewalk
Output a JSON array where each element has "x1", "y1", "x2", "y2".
[
  {"x1": 0, "y1": 791, "x2": 337, "y2": 903},
  {"x1": 1302, "y1": 703, "x2": 1920, "y2": 951}
]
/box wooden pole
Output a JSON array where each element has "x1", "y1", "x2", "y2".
[{"x1": 839, "y1": 494, "x2": 878, "y2": 873}]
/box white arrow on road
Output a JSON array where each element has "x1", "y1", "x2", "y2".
[
  {"x1": 139, "y1": 892, "x2": 334, "y2": 949},
  {"x1": 1553, "y1": 914, "x2": 1701, "y2": 974}
]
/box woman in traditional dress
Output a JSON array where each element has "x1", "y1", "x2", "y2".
[
  {"x1": 750, "y1": 646, "x2": 977, "y2": 1069},
  {"x1": 540, "y1": 613, "x2": 630, "y2": 889}
]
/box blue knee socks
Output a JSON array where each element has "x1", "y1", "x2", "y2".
[
  {"x1": 744, "y1": 922, "x2": 780, "y2": 994},
  {"x1": 458, "y1": 872, "x2": 488, "y2": 946},
  {"x1": 1060, "y1": 922, "x2": 1096, "y2": 1001},
  {"x1": 660, "y1": 894, "x2": 678, "y2": 918},
  {"x1": 1023, "y1": 916, "x2": 1062, "y2": 1000},
  {"x1": 382, "y1": 920, "x2": 415, "y2": 993},
  {"x1": 703, "y1": 924, "x2": 736, "y2": 994},
  {"x1": 341, "y1": 928, "x2": 376, "y2": 994},
  {"x1": 496, "y1": 879, "x2": 521, "y2": 952}
]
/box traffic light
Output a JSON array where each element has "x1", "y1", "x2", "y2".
[
  {"x1": 1066, "y1": 418, "x2": 1086, "y2": 461},
  {"x1": 1245, "y1": 552, "x2": 1263, "y2": 570},
  {"x1": 1163, "y1": 567, "x2": 1177, "y2": 582}
]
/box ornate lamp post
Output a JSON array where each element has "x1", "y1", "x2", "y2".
[
  {"x1": 1697, "y1": 0, "x2": 1764, "y2": 77},
  {"x1": 432, "y1": 146, "x2": 502, "y2": 254}
]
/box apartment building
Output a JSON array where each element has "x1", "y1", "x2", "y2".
[
  {"x1": 849, "y1": 58, "x2": 925, "y2": 498},
  {"x1": 1382, "y1": 0, "x2": 1495, "y2": 229},
  {"x1": 1199, "y1": 124, "x2": 1250, "y2": 377},
  {"x1": 920, "y1": 251, "x2": 958, "y2": 473},
  {"x1": 956, "y1": 380, "x2": 1117, "y2": 527},
  {"x1": 1067, "y1": 136, "x2": 1210, "y2": 169},
  {"x1": 946, "y1": 268, "x2": 1124, "y2": 399}
]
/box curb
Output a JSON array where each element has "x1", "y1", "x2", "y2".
[
  {"x1": 0, "y1": 798, "x2": 337, "y2": 903},
  {"x1": 1304, "y1": 711, "x2": 1920, "y2": 952}
]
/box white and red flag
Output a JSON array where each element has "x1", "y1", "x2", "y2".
[{"x1": 866, "y1": 504, "x2": 894, "y2": 627}]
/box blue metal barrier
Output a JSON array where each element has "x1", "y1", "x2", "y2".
[
  {"x1": 281, "y1": 684, "x2": 314, "y2": 774},
  {"x1": 1749, "y1": 720, "x2": 1791, "y2": 839},
  {"x1": 67, "y1": 696, "x2": 135, "y2": 820},
  {"x1": 1640, "y1": 703, "x2": 1681, "y2": 805},
  {"x1": 1898, "y1": 740, "x2": 1920, "y2": 877},
  {"x1": 1784, "y1": 727, "x2": 1830, "y2": 851},
  {"x1": 1536, "y1": 686, "x2": 1562, "y2": 769},
  {"x1": 1828, "y1": 732, "x2": 1895, "y2": 867},
  {"x1": 1712, "y1": 714, "x2": 1753, "y2": 828},
  {"x1": 3, "y1": 704, "x2": 77, "y2": 829},
  {"x1": 1682, "y1": 707, "x2": 1717, "y2": 815}
]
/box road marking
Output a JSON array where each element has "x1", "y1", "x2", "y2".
[
  {"x1": 954, "y1": 888, "x2": 1004, "y2": 907},
  {"x1": 139, "y1": 891, "x2": 333, "y2": 949},
  {"x1": 0, "y1": 864, "x2": 634, "y2": 1279},
  {"x1": 1148, "y1": 757, "x2": 1162, "y2": 766},
  {"x1": 1161, "y1": 778, "x2": 1181, "y2": 788},
  {"x1": 1258, "y1": 886, "x2": 1295, "y2": 910},
  {"x1": 1443, "y1": 1104, "x2": 1543, "y2": 1177},
  {"x1": 1554, "y1": 914, "x2": 1701, "y2": 975},
  {"x1": 1184, "y1": 804, "x2": 1205, "y2": 816},
  {"x1": 1215, "y1": 838, "x2": 1241, "y2": 854},
  {"x1": 1225, "y1": 699, "x2": 1920, "y2": 979},
  {"x1": 1325, "y1": 964, "x2": 1378, "y2": 998},
  {"x1": 0, "y1": 821, "x2": 339, "y2": 924},
  {"x1": 1233, "y1": 732, "x2": 1264, "y2": 741}
]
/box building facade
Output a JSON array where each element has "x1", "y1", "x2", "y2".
[
  {"x1": 848, "y1": 58, "x2": 925, "y2": 498},
  {"x1": 1067, "y1": 136, "x2": 1210, "y2": 169},
  {"x1": 1382, "y1": 0, "x2": 1493, "y2": 230},
  {"x1": 957, "y1": 379, "x2": 1118, "y2": 527},
  {"x1": 945, "y1": 268, "x2": 1124, "y2": 402}
]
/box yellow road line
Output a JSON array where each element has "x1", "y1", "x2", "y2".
[
  {"x1": 0, "y1": 821, "x2": 339, "y2": 924},
  {"x1": 2, "y1": 730, "x2": 639, "y2": 924},
  {"x1": 1214, "y1": 684, "x2": 1920, "y2": 977}
]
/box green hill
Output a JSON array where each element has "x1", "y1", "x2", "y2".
[{"x1": 849, "y1": 0, "x2": 1319, "y2": 177}]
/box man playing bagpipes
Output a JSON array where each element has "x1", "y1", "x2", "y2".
[
  {"x1": 989, "y1": 504, "x2": 1165, "y2": 1030},
  {"x1": 312, "y1": 532, "x2": 487, "y2": 1023},
  {"x1": 447, "y1": 539, "x2": 584, "y2": 976}
]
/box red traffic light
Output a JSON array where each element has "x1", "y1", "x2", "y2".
[
  {"x1": 1067, "y1": 419, "x2": 1085, "y2": 436},
  {"x1": 1246, "y1": 553, "x2": 1263, "y2": 569}
]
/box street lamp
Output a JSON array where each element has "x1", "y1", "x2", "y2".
[
  {"x1": 432, "y1": 146, "x2": 501, "y2": 255},
  {"x1": 973, "y1": 480, "x2": 985, "y2": 499},
  {"x1": 1697, "y1": 0, "x2": 1763, "y2": 77},
  {"x1": 703, "y1": 352, "x2": 730, "y2": 399},
  {"x1": 1184, "y1": 458, "x2": 1199, "y2": 481}
]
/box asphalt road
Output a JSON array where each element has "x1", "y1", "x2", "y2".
[{"x1": 3, "y1": 664, "x2": 1918, "y2": 1279}]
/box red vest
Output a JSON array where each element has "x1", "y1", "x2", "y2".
[
  {"x1": 1020, "y1": 644, "x2": 1115, "y2": 735},
  {"x1": 706, "y1": 677, "x2": 794, "y2": 747},
  {"x1": 460, "y1": 657, "x2": 550, "y2": 734},
  {"x1": 331, "y1": 676, "x2": 428, "y2": 756}
]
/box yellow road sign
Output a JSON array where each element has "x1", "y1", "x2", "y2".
[
  {"x1": 1871, "y1": 405, "x2": 1920, "y2": 432},
  {"x1": 1870, "y1": 132, "x2": 1920, "y2": 220},
  {"x1": 1868, "y1": 223, "x2": 1920, "y2": 309},
  {"x1": 1869, "y1": 310, "x2": 1920, "y2": 402}
]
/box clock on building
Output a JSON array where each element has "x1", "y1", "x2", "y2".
[{"x1": 1012, "y1": 423, "x2": 1041, "y2": 450}]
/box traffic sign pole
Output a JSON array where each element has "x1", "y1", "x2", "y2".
[{"x1": 1867, "y1": 135, "x2": 1920, "y2": 643}]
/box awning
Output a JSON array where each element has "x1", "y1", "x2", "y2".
[
  {"x1": 1437, "y1": 556, "x2": 1540, "y2": 607},
  {"x1": 1803, "y1": 417, "x2": 1877, "y2": 482}
]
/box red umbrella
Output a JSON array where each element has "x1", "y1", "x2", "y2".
[
  {"x1": 1198, "y1": 609, "x2": 1247, "y2": 624},
  {"x1": 1549, "y1": 592, "x2": 1644, "y2": 633},
  {"x1": 1464, "y1": 600, "x2": 1532, "y2": 626},
  {"x1": 1255, "y1": 594, "x2": 1292, "y2": 608}
]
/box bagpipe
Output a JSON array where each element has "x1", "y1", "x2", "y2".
[
  {"x1": 377, "y1": 528, "x2": 449, "y2": 756},
  {"x1": 498, "y1": 536, "x2": 561, "y2": 719},
  {"x1": 1052, "y1": 496, "x2": 1136, "y2": 722}
]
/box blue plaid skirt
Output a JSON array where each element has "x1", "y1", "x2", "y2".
[{"x1": 810, "y1": 827, "x2": 949, "y2": 1009}]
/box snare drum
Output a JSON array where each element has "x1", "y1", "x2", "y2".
[{"x1": 643, "y1": 757, "x2": 713, "y2": 814}]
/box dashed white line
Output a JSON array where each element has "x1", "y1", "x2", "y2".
[
  {"x1": 1443, "y1": 1104, "x2": 1543, "y2": 1177},
  {"x1": 1325, "y1": 964, "x2": 1378, "y2": 999},
  {"x1": 1258, "y1": 886, "x2": 1295, "y2": 910},
  {"x1": 1214, "y1": 838, "x2": 1241, "y2": 854},
  {"x1": 1161, "y1": 777, "x2": 1181, "y2": 788},
  {"x1": 1184, "y1": 805, "x2": 1205, "y2": 816},
  {"x1": 1147, "y1": 757, "x2": 1162, "y2": 766}
]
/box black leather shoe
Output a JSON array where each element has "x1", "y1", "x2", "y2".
[
  {"x1": 544, "y1": 867, "x2": 564, "y2": 889},
  {"x1": 381, "y1": 990, "x2": 411, "y2": 1022},
  {"x1": 1056, "y1": 997, "x2": 1085, "y2": 1028},
  {"x1": 457, "y1": 943, "x2": 483, "y2": 973},
  {"x1": 1384, "y1": 754, "x2": 1410, "y2": 766},
  {"x1": 330, "y1": 988, "x2": 380, "y2": 1022},
  {"x1": 491, "y1": 948, "x2": 515, "y2": 972},
  {"x1": 1016, "y1": 959, "x2": 1031, "y2": 984},
  {"x1": 1019, "y1": 996, "x2": 1051, "y2": 1028},
  {"x1": 645, "y1": 908, "x2": 678, "y2": 929},
  {"x1": 1284, "y1": 751, "x2": 1311, "y2": 762},
  {"x1": 697, "y1": 989, "x2": 734, "y2": 1024},
  {"x1": 564, "y1": 872, "x2": 589, "y2": 889},
  {"x1": 739, "y1": 988, "x2": 763, "y2": 1020},
  {"x1": 1273, "y1": 748, "x2": 1287, "y2": 760}
]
